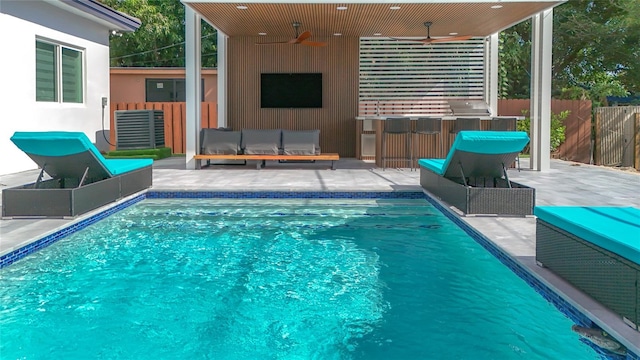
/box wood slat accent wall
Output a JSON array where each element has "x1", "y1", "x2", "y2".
[
  {"x1": 498, "y1": 99, "x2": 592, "y2": 163},
  {"x1": 226, "y1": 37, "x2": 359, "y2": 156},
  {"x1": 109, "y1": 102, "x2": 217, "y2": 154}
]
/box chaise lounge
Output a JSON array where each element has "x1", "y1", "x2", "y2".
[
  {"x1": 535, "y1": 206, "x2": 640, "y2": 330},
  {"x1": 418, "y1": 131, "x2": 534, "y2": 215},
  {"x1": 2, "y1": 131, "x2": 153, "y2": 218}
]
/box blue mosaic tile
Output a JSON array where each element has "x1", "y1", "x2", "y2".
[
  {"x1": 0, "y1": 194, "x2": 145, "y2": 269},
  {"x1": 147, "y1": 190, "x2": 425, "y2": 200}
]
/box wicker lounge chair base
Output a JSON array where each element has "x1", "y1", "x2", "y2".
[
  {"x1": 2, "y1": 166, "x2": 151, "y2": 218},
  {"x1": 535, "y1": 208, "x2": 640, "y2": 330},
  {"x1": 420, "y1": 167, "x2": 534, "y2": 215}
]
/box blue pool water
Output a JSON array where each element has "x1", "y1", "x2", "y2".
[{"x1": 0, "y1": 199, "x2": 602, "y2": 359}]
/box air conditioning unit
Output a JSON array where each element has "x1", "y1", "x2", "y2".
[{"x1": 114, "y1": 110, "x2": 165, "y2": 150}]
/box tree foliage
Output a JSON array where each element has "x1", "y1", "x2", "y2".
[
  {"x1": 499, "y1": 0, "x2": 640, "y2": 104},
  {"x1": 102, "y1": 0, "x2": 217, "y2": 67}
]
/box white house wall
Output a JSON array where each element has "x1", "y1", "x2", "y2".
[{"x1": 0, "y1": 1, "x2": 111, "y2": 175}]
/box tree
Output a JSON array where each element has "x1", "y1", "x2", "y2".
[
  {"x1": 499, "y1": 0, "x2": 640, "y2": 102},
  {"x1": 102, "y1": 0, "x2": 217, "y2": 67}
]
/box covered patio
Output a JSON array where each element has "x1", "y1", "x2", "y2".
[{"x1": 180, "y1": 0, "x2": 563, "y2": 171}]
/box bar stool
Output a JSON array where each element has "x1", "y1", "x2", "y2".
[
  {"x1": 490, "y1": 117, "x2": 521, "y2": 170},
  {"x1": 489, "y1": 117, "x2": 517, "y2": 131},
  {"x1": 414, "y1": 117, "x2": 443, "y2": 161},
  {"x1": 382, "y1": 117, "x2": 412, "y2": 170},
  {"x1": 451, "y1": 117, "x2": 481, "y2": 135}
]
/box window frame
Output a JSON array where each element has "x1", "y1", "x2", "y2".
[{"x1": 35, "y1": 38, "x2": 85, "y2": 104}]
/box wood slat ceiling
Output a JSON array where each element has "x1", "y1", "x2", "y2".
[{"x1": 184, "y1": 1, "x2": 564, "y2": 39}]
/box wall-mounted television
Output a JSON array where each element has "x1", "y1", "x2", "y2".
[{"x1": 261, "y1": 73, "x2": 322, "y2": 108}]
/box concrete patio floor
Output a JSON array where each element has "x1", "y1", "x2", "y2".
[{"x1": 1, "y1": 156, "x2": 639, "y2": 355}]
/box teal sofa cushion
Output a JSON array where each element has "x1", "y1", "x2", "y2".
[
  {"x1": 11, "y1": 131, "x2": 153, "y2": 177},
  {"x1": 534, "y1": 206, "x2": 640, "y2": 264}
]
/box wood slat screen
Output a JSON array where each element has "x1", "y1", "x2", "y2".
[{"x1": 359, "y1": 38, "x2": 485, "y2": 116}]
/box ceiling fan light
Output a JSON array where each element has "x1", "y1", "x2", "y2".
[
  {"x1": 336, "y1": 6, "x2": 348, "y2": 10},
  {"x1": 449, "y1": 32, "x2": 458, "y2": 36},
  {"x1": 389, "y1": 6, "x2": 401, "y2": 10},
  {"x1": 333, "y1": 33, "x2": 342, "y2": 36},
  {"x1": 491, "y1": 5, "x2": 503, "y2": 9},
  {"x1": 236, "y1": 5, "x2": 247, "y2": 10},
  {"x1": 258, "y1": 32, "x2": 267, "y2": 36},
  {"x1": 373, "y1": 33, "x2": 382, "y2": 36}
]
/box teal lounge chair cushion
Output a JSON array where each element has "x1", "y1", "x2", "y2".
[
  {"x1": 11, "y1": 131, "x2": 152, "y2": 176},
  {"x1": 534, "y1": 206, "x2": 640, "y2": 264},
  {"x1": 418, "y1": 131, "x2": 529, "y2": 175}
]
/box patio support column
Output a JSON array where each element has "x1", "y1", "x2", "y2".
[
  {"x1": 217, "y1": 30, "x2": 228, "y2": 128},
  {"x1": 529, "y1": 9, "x2": 553, "y2": 171},
  {"x1": 484, "y1": 33, "x2": 499, "y2": 116},
  {"x1": 185, "y1": 6, "x2": 202, "y2": 170}
]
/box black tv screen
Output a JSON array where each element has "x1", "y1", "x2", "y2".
[{"x1": 261, "y1": 73, "x2": 322, "y2": 108}]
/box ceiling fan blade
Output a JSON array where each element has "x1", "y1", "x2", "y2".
[
  {"x1": 389, "y1": 37, "x2": 429, "y2": 42},
  {"x1": 255, "y1": 41, "x2": 290, "y2": 45},
  {"x1": 426, "y1": 35, "x2": 473, "y2": 43},
  {"x1": 301, "y1": 40, "x2": 327, "y2": 47},
  {"x1": 296, "y1": 31, "x2": 312, "y2": 43}
]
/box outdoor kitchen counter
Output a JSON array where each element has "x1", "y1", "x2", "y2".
[{"x1": 355, "y1": 117, "x2": 522, "y2": 168}]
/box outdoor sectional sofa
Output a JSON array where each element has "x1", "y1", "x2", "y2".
[
  {"x1": 2, "y1": 132, "x2": 153, "y2": 218},
  {"x1": 535, "y1": 206, "x2": 640, "y2": 330},
  {"x1": 418, "y1": 131, "x2": 534, "y2": 216},
  {"x1": 194, "y1": 128, "x2": 339, "y2": 169}
]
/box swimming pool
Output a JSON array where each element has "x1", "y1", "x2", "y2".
[{"x1": 0, "y1": 198, "x2": 604, "y2": 359}]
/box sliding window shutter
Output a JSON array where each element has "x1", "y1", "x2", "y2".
[
  {"x1": 35, "y1": 41, "x2": 57, "y2": 102},
  {"x1": 62, "y1": 48, "x2": 83, "y2": 103}
]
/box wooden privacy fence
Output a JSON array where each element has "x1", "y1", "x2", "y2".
[
  {"x1": 594, "y1": 106, "x2": 640, "y2": 169},
  {"x1": 109, "y1": 102, "x2": 217, "y2": 153},
  {"x1": 498, "y1": 99, "x2": 592, "y2": 164}
]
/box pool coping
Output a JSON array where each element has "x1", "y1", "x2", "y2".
[{"x1": 1, "y1": 189, "x2": 638, "y2": 359}]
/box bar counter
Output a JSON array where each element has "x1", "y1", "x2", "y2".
[{"x1": 355, "y1": 116, "x2": 521, "y2": 168}]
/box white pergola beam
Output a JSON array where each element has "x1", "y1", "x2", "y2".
[
  {"x1": 484, "y1": 33, "x2": 499, "y2": 116},
  {"x1": 185, "y1": 6, "x2": 202, "y2": 170},
  {"x1": 217, "y1": 30, "x2": 228, "y2": 128},
  {"x1": 529, "y1": 9, "x2": 553, "y2": 171}
]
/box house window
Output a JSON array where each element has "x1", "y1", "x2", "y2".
[
  {"x1": 146, "y1": 79, "x2": 205, "y2": 102},
  {"x1": 35, "y1": 39, "x2": 83, "y2": 103}
]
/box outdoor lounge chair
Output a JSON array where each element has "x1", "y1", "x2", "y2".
[
  {"x1": 2, "y1": 131, "x2": 153, "y2": 218},
  {"x1": 418, "y1": 131, "x2": 534, "y2": 215},
  {"x1": 535, "y1": 206, "x2": 640, "y2": 330}
]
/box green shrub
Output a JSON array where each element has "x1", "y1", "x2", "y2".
[
  {"x1": 516, "y1": 110, "x2": 569, "y2": 154},
  {"x1": 105, "y1": 147, "x2": 172, "y2": 160}
]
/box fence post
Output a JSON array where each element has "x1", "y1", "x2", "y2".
[
  {"x1": 594, "y1": 111, "x2": 601, "y2": 165},
  {"x1": 635, "y1": 113, "x2": 640, "y2": 171}
]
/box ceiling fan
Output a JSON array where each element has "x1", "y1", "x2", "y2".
[
  {"x1": 256, "y1": 22, "x2": 327, "y2": 47},
  {"x1": 391, "y1": 22, "x2": 472, "y2": 44}
]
